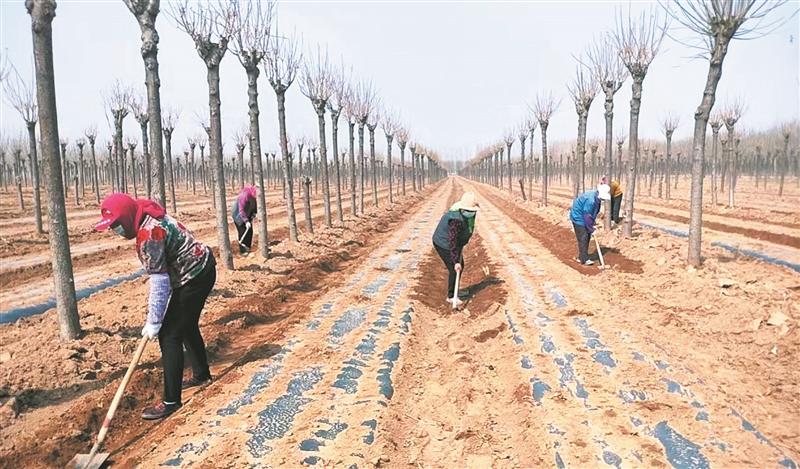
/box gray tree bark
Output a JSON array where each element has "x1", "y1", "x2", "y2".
[
  {"x1": 206, "y1": 64, "x2": 234, "y2": 269},
  {"x1": 622, "y1": 76, "x2": 644, "y2": 238},
  {"x1": 27, "y1": 0, "x2": 80, "y2": 340},
  {"x1": 26, "y1": 123, "x2": 44, "y2": 233}
]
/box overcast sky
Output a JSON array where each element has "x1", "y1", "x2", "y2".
[{"x1": 1, "y1": 1, "x2": 798, "y2": 161}]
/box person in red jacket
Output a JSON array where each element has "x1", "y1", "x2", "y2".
[{"x1": 95, "y1": 193, "x2": 216, "y2": 420}]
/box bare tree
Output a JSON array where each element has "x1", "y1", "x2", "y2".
[
  {"x1": 663, "y1": 0, "x2": 788, "y2": 265},
  {"x1": 382, "y1": 109, "x2": 400, "y2": 204},
  {"x1": 327, "y1": 63, "x2": 349, "y2": 222},
  {"x1": 231, "y1": 0, "x2": 273, "y2": 257},
  {"x1": 709, "y1": 112, "x2": 722, "y2": 206},
  {"x1": 533, "y1": 92, "x2": 558, "y2": 206},
  {"x1": 171, "y1": 0, "x2": 236, "y2": 269},
  {"x1": 105, "y1": 80, "x2": 132, "y2": 192},
  {"x1": 124, "y1": 0, "x2": 167, "y2": 207},
  {"x1": 722, "y1": 102, "x2": 743, "y2": 207},
  {"x1": 503, "y1": 131, "x2": 515, "y2": 192},
  {"x1": 587, "y1": 35, "x2": 627, "y2": 229},
  {"x1": 662, "y1": 114, "x2": 679, "y2": 201},
  {"x1": 344, "y1": 90, "x2": 358, "y2": 214},
  {"x1": 131, "y1": 93, "x2": 151, "y2": 198},
  {"x1": 395, "y1": 127, "x2": 409, "y2": 196},
  {"x1": 367, "y1": 105, "x2": 381, "y2": 208},
  {"x1": 567, "y1": 62, "x2": 598, "y2": 196},
  {"x1": 351, "y1": 80, "x2": 377, "y2": 213},
  {"x1": 264, "y1": 29, "x2": 302, "y2": 242},
  {"x1": 84, "y1": 125, "x2": 100, "y2": 204},
  {"x1": 300, "y1": 45, "x2": 333, "y2": 227},
  {"x1": 3, "y1": 61, "x2": 44, "y2": 233},
  {"x1": 161, "y1": 108, "x2": 178, "y2": 212},
  {"x1": 26, "y1": 0, "x2": 80, "y2": 340},
  {"x1": 614, "y1": 6, "x2": 667, "y2": 237}
]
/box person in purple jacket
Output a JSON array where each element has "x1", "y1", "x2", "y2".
[
  {"x1": 570, "y1": 183, "x2": 611, "y2": 265},
  {"x1": 231, "y1": 186, "x2": 258, "y2": 254}
]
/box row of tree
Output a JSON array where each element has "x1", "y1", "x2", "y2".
[
  {"x1": 460, "y1": 0, "x2": 792, "y2": 267},
  {"x1": 5, "y1": 0, "x2": 446, "y2": 341}
]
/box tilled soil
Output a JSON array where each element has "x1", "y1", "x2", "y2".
[{"x1": 1, "y1": 177, "x2": 798, "y2": 468}]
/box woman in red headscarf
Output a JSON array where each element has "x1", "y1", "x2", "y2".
[
  {"x1": 231, "y1": 185, "x2": 258, "y2": 254},
  {"x1": 95, "y1": 193, "x2": 216, "y2": 420}
]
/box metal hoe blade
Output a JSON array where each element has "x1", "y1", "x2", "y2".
[{"x1": 67, "y1": 452, "x2": 110, "y2": 469}]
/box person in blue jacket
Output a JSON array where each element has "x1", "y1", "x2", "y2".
[
  {"x1": 432, "y1": 192, "x2": 480, "y2": 307},
  {"x1": 570, "y1": 183, "x2": 611, "y2": 265}
]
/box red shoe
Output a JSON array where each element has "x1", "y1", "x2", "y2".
[{"x1": 141, "y1": 401, "x2": 181, "y2": 420}]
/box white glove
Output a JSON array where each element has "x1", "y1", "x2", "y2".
[{"x1": 142, "y1": 322, "x2": 161, "y2": 340}]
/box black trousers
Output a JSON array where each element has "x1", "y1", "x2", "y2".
[
  {"x1": 158, "y1": 255, "x2": 216, "y2": 404},
  {"x1": 434, "y1": 243, "x2": 463, "y2": 299},
  {"x1": 611, "y1": 195, "x2": 623, "y2": 224},
  {"x1": 235, "y1": 221, "x2": 253, "y2": 253},
  {"x1": 572, "y1": 223, "x2": 590, "y2": 263}
]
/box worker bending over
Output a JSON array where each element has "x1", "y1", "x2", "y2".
[
  {"x1": 432, "y1": 192, "x2": 480, "y2": 308},
  {"x1": 570, "y1": 184, "x2": 611, "y2": 266}
]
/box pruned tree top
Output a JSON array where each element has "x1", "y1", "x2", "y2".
[
  {"x1": 567, "y1": 62, "x2": 598, "y2": 113},
  {"x1": 230, "y1": 0, "x2": 274, "y2": 69},
  {"x1": 381, "y1": 109, "x2": 400, "y2": 137},
  {"x1": 299, "y1": 44, "x2": 333, "y2": 111},
  {"x1": 532, "y1": 91, "x2": 560, "y2": 124},
  {"x1": 105, "y1": 80, "x2": 133, "y2": 117},
  {"x1": 125, "y1": 135, "x2": 138, "y2": 147},
  {"x1": 613, "y1": 6, "x2": 668, "y2": 78},
  {"x1": 84, "y1": 125, "x2": 98, "y2": 143},
  {"x1": 232, "y1": 126, "x2": 248, "y2": 148},
  {"x1": 709, "y1": 111, "x2": 723, "y2": 129},
  {"x1": 75, "y1": 137, "x2": 85, "y2": 149},
  {"x1": 663, "y1": 113, "x2": 680, "y2": 134},
  {"x1": 721, "y1": 101, "x2": 744, "y2": 129},
  {"x1": 169, "y1": 0, "x2": 236, "y2": 67},
  {"x1": 2, "y1": 60, "x2": 37, "y2": 124},
  {"x1": 503, "y1": 131, "x2": 515, "y2": 146},
  {"x1": 661, "y1": 0, "x2": 792, "y2": 56},
  {"x1": 264, "y1": 27, "x2": 302, "y2": 93},
  {"x1": 131, "y1": 92, "x2": 148, "y2": 123},
  {"x1": 616, "y1": 130, "x2": 627, "y2": 144},
  {"x1": 367, "y1": 102, "x2": 381, "y2": 129},
  {"x1": 350, "y1": 79, "x2": 377, "y2": 124},
  {"x1": 585, "y1": 35, "x2": 628, "y2": 95},
  {"x1": 163, "y1": 107, "x2": 180, "y2": 133},
  {"x1": 327, "y1": 62, "x2": 351, "y2": 116},
  {"x1": 395, "y1": 127, "x2": 409, "y2": 146}
]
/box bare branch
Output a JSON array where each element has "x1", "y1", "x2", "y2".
[
  {"x1": 531, "y1": 91, "x2": 560, "y2": 125},
  {"x1": 567, "y1": 62, "x2": 598, "y2": 114},
  {"x1": 2, "y1": 61, "x2": 37, "y2": 124},
  {"x1": 327, "y1": 61, "x2": 351, "y2": 117},
  {"x1": 162, "y1": 107, "x2": 180, "y2": 133},
  {"x1": 168, "y1": 0, "x2": 237, "y2": 67},
  {"x1": 263, "y1": 26, "x2": 302, "y2": 93},
  {"x1": 230, "y1": 0, "x2": 274, "y2": 69},
  {"x1": 381, "y1": 108, "x2": 400, "y2": 138},
  {"x1": 613, "y1": 5, "x2": 668, "y2": 78},
  {"x1": 662, "y1": 113, "x2": 680, "y2": 134},
  {"x1": 586, "y1": 35, "x2": 628, "y2": 96},
  {"x1": 299, "y1": 44, "x2": 333, "y2": 112}
]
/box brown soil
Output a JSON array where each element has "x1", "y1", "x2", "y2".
[
  {"x1": 478, "y1": 186, "x2": 644, "y2": 275},
  {"x1": 636, "y1": 207, "x2": 800, "y2": 249},
  {"x1": 0, "y1": 185, "x2": 436, "y2": 468}
]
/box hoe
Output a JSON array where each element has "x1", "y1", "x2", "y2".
[{"x1": 69, "y1": 336, "x2": 149, "y2": 469}]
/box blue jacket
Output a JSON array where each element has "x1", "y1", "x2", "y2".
[{"x1": 570, "y1": 190, "x2": 601, "y2": 233}]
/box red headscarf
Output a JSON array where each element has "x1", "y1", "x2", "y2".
[{"x1": 94, "y1": 193, "x2": 166, "y2": 239}]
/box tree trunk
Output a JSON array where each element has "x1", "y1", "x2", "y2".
[
  {"x1": 576, "y1": 110, "x2": 588, "y2": 196},
  {"x1": 541, "y1": 122, "x2": 549, "y2": 207},
  {"x1": 206, "y1": 64, "x2": 234, "y2": 269},
  {"x1": 331, "y1": 114, "x2": 343, "y2": 222},
  {"x1": 603, "y1": 94, "x2": 614, "y2": 230},
  {"x1": 245, "y1": 67, "x2": 269, "y2": 258},
  {"x1": 400, "y1": 146, "x2": 406, "y2": 196},
  {"x1": 140, "y1": 122, "x2": 151, "y2": 199},
  {"x1": 26, "y1": 123, "x2": 44, "y2": 233},
  {"x1": 316, "y1": 107, "x2": 332, "y2": 227},
  {"x1": 358, "y1": 124, "x2": 365, "y2": 213},
  {"x1": 275, "y1": 90, "x2": 298, "y2": 242},
  {"x1": 711, "y1": 129, "x2": 719, "y2": 206},
  {"x1": 348, "y1": 121, "x2": 356, "y2": 216},
  {"x1": 622, "y1": 76, "x2": 644, "y2": 238},
  {"x1": 302, "y1": 176, "x2": 313, "y2": 234},
  {"x1": 130, "y1": 147, "x2": 138, "y2": 198},
  {"x1": 163, "y1": 131, "x2": 176, "y2": 213},
  {"x1": 688, "y1": 39, "x2": 728, "y2": 266},
  {"x1": 386, "y1": 136, "x2": 394, "y2": 204},
  {"x1": 411, "y1": 150, "x2": 418, "y2": 192},
  {"x1": 28, "y1": 0, "x2": 80, "y2": 340},
  {"x1": 368, "y1": 126, "x2": 378, "y2": 208},
  {"x1": 237, "y1": 146, "x2": 245, "y2": 189}
]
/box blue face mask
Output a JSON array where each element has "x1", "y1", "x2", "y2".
[{"x1": 112, "y1": 225, "x2": 126, "y2": 237}]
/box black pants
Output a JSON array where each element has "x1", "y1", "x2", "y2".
[
  {"x1": 611, "y1": 195, "x2": 622, "y2": 224},
  {"x1": 434, "y1": 243, "x2": 463, "y2": 299},
  {"x1": 573, "y1": 223, "x2": 590, "y2": 263},
  {"x1": 158, "y1": 255, "x2": 216, "y2": 404},
  {"x1": 235, "y1": 222, "x2": 253, "y2": 253}
]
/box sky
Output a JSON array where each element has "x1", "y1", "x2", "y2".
[{"x1": 1, "y1": 1, "x2": 798, "y2": 162}]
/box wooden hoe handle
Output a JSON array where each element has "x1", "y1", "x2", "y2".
[{"x1": 84, "y1": 336, "x2": 149, "y2": 466}]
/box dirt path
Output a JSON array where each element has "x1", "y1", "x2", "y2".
[
  {"x1": 465, "y1": 179, "x2": 798, "y2": 468},
  {"x1": 107, "y1": 180, "x2": 452, "y2": 467}
]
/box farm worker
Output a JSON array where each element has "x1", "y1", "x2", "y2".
[
  {"x1": 94, "y1": 193, "x2": 216, "y2": 420},
  {"x1": 570, "y1": 183, "x2": 611, "y2": 266},
  {"x1": 231, "y1": 185, "x2": 258, "y2": 254},
  {"x1": 432, "y1": 192, "x2": 480, "y2": 307},
  {"x1": 610, "y1": 180, "x2": 623, "y2": 224}
]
